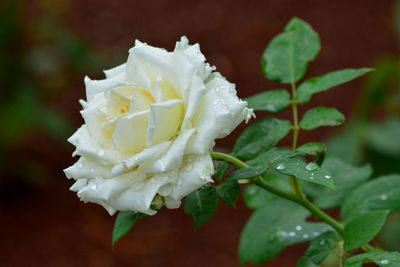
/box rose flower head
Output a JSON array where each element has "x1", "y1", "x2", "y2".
[{"x1": 64, "y1": 36, "x2": 253, "y2": 215}]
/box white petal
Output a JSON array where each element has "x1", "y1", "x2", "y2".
[
  {"x1": 140, "y1": 128, "x2": 195, "y2": 173},
  {"x1": 125, "y1": 62, "x2": 152, "y2": 90},
  {"x1": 130, "y1": 89, "x2": 155, "y2": 113},
  {"x1": 85, "y1": 73, "x2": 125, "y2": 102},
  {"x1": 64, "y1": 157, "x2": 112, "y2": 180},
  {"x1": 77, "y1": 171, "x2": 146, "y2": 203},
  {"x1": 123, "y1": 141, "x2": 171, "y2": 169},
  {"x1": 80, "y1": 100, "x2": 108, "y2": 144},
  {"x1": 169, "y1": 154, "x2": 214, "y2": 200},
  {"x1": 146, "y1": 100, "x2": 184, "y2": 147},
  {"x1": 127, "y1": 41, "x2": 176, "y2": 86},
  {"x1": 68, "y1": 126, "x2": 121, "y2": 165},
  {"x1": 110, "y1": 141, "x2": 172, "y2": 176},
  {"x1": 69, "y1": 179, "x2": 87, "y2": 191},
  {"x1": 185, "y1": 88, "x2": 232, "y2": 154},
  {"x1": 180, "y1": 74, "x2": 207, "y2": 130},
  {"x1": 163, "y1": 196, "x2": 181, "y2": 209},
  {"x1": 209, "y1": 76, "x2": 250, "y2": 137},
  {"x1": 103, "y1": 63, "x2": 126, "y2": 78},
  {"x1": 112, "y1": 110, "x2": 150, "y2": 154}
]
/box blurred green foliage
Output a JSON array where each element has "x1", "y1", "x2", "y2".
[
  {"x1": 0, "y1": 0, "x2": 111, "y2": 189},
  {"x1": 326, "y1": 0, "x2": 400, "y2": 253}
]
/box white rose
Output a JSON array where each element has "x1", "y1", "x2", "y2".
[{"x1": 64, "y1": 36, "x2": 253, "y2": 216}]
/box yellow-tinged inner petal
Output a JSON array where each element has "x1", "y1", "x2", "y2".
[
  {"x1": 112, "y1": 110, "x2": 150, "y2": 154},
  {"x1": 147, "y1": 100, "x2": 184, "y2": 147}
]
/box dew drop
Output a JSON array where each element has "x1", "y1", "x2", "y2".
[
  {"x1": 380, "y1": 259, "x2": 389, "y2": 265},
  {"x1": 288, "y1": 232, "x2": 296, "y2": 237},
  {"x1": 77, "y1": 163, "x2": 83, "y2": 168},
  {"x1": 380, "y1": 195, "x2": 387, "y2": 200},
  {"x1": 309, "y1": 176, "x2": 314, "y2": 180},
  {"x1": 305, "y1": 162, "x2": 318, "y2": 171},
  {"x1": 320, "y1": 240, "x2": 325, "y2": 245},
  {"x1": 90, "y1": 168, "x2": 94, "y2": 173},
  {"x1": 296, "y1": 225, "x2": 302, "y2": 231},
  {"x1": 91, "y1": 184, "x2": 97, "y2": 190},
  {"x1": 279, "y1": 231, "x2": 287, "y2": 237},
  {"x1": 97, "y1": 149, "x2": 105, "y2": 156},
  {"x1": 213, "y1": 101, "x2": 218, "y2": 105},
  {"x1": 325, "y1": 175, "x2": 331, "y2": 179},
  {"x1": 276, "y1": 163, "x2": 286, "y2": 170},
  {"x1": 303, "y1": 234, "x2": 309, "y2": 239}
]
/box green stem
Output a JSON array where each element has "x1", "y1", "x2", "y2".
[
  {"x1": 211, "y1": 152, "x2": 343, "y2": 233},
  {"x1": 256, "y1": 177, "x2": 344, "y2": 235},
  {"x1": 289, "y1": 49, "x2": 303, "y2": 198},
  {"x1": 210, "y1": 152, "x2": 248, "y2": 169},
  {"x1": 211, "y1": 152, "x2": 377, "y2": 252}
]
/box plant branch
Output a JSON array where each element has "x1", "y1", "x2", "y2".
[
  {"x1": 211, "y1": 152, "x2": 343, "y2": 233},
  {"x1": 287, "y1": 32, "x2": 305, "y2": 199},
  {"x1": 210, "y1": 152, "x2": 378, "y2": 252}
]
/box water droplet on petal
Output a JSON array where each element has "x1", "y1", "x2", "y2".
[
  {"x1": 91, "y1": 184, "x2": 97, "y2": 190},
  {"x1": 276, "y1": 163, "x2": 286, "y2": 170},
  {"x1": 305, "y1": 162, "x2": 318, "y2": 171},
  {"x1": 97, "y1": 149, "x2": 105, "y2": 156},
  {"x1": 90, "y1": 169, "x2": 94, "y2": 173}
]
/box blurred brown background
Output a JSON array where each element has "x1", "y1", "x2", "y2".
[{"x1": 0, "y1": 0, "x2": 399, "y2": 266}]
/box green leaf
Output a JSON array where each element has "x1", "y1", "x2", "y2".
[
  {"x1": 239, "y1": 198, "x2": 331, "y2": 265},
  {"x1": 184, "y1": 186, "x2": 218, "y2": 229},
  {"x1": 342, "y1": 174, "x2": 400, "y2": 221},
  {"x1": 300, "y1": 107, "x2": 345, "y2": 130},
  {"x1": 368, "y1": 117, "x2": 400, "y2": 158},
  {"x1": 216, "y1": 161, "x2": 229, "y2": 182},
  {"x1": 296, "y1": 142, "x2": 327, "y2": 157},
  {"x1": 296, "y1": 231, "x2": 338, "y2": 267},
  {"x1": 305, "y1": 231, "x2": 339, "y2": 264},
  {"x1": 296, "y1": 142, "x2": 327, "y2": 165},
  {"x1": 245, "y1": 90, "x2": 291, "y2": 113},
  {"x1": 243, "y1": 177, "x2": 291, "y2": 210},
  {"x1": 262, "y1": 17, "x2": 320, "y2": 83},
  {"x1": 296, "y1": 257, "x2": 319, "y2": 267},
  {"x1": 273, "y1": 157, "x2": 335, "y2": 190},
  {"x1": 296, "y1": 68, "x2": 373, "y2": 104},
  {"x1": 246, "y1": 147, "x2": 298, "y2": 167},
  {"x1": 233, "y1": 117, "x2": 292, "y2": 159},
  {"x1": 344, "y1": 210, "x2": 389, "y2": 251},
  {"x1": 112, "y1": 211, "x2": 147, "y2": 246},
  {"x1": 326, "y1": 120, "x2": 368, "y2": 165},
  {"x1": 312, "y1": 158, "x2": 372, "y2": 209},
  {"x1": 217, "y1": 180, "x2": 240, "y2": 207},
  {"x1": 345, "y1": 251, "x2": 400, "y2": 267},
  {"x1": 228, "y1": 164, "x2": 269, "y2": 181}
]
